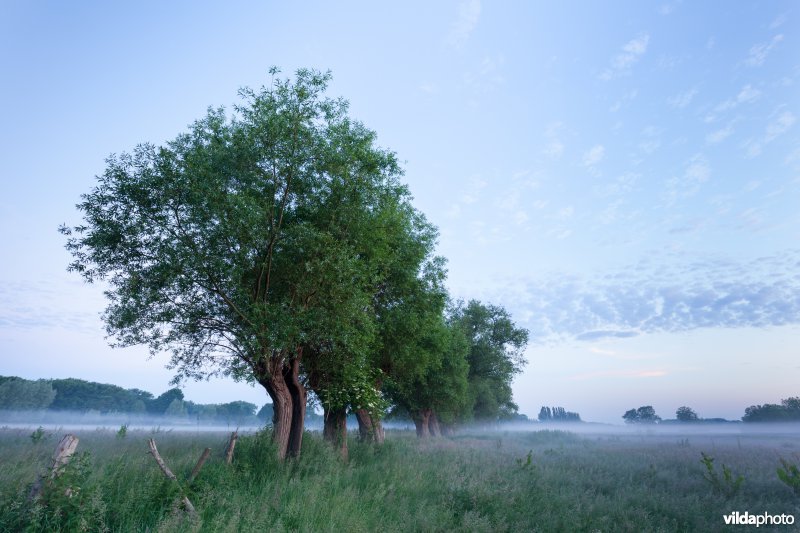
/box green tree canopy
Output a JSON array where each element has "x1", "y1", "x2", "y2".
[
  {"x1": 0, "y1": 377, "x2": 56, "y2": 410},
  {"x1": 452, "y1": 300, "x2": 529, "y2": 422},
  {"x1": 623, "y1": 405, "x2": 661, "y2": 424},
  {"x1": 147, "y1": 388, "x2": 185, "y2": 415},
  {"x1": 676, "y1": 406, "x2": 699, "y2": 422},
  {"x1": 60, "y1": 68, "x2": 433, "y2": 459}
]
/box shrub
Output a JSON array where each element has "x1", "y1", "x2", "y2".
[
  {"x1": 777, "y1": 458, "x2": 800, "y2": 496},
  {"x1": 700, "y1": 452, "x2": 743, "y2": 498}
]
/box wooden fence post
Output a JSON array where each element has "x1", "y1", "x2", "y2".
[
  {"x1": 29, "y1": 433, "x2": 80, "y2": 501},
  {"x1": 224, "y1": 431, "x2": 238, "y2": 464},
  {"x1": 147, "y1": 438, "x2": 200, "y2": 518}
]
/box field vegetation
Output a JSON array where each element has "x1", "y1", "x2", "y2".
[{"x1": 2, "y1": 426, "x2": 799, "y2": 532}]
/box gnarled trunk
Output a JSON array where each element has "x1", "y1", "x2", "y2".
[
  {"x1": 373, "y1": 418, "x2": 385, "y2": 444},
  {"x1": 284, "y1": 353, "x2": 306, "y2": 458},
  {"x1": 355, "y1": 409, "x2": 385, "y2": 444},
  {"x1": 429, "y1": 410, "x2": 441, "y2": 437},
  {"x1": 355, "y1": 408, "x2": 373, "y2": 441},
  {"x1": 323, "y1": 406, "x2": 348, "y2": 460},
  {"x1": 259, "y1": 356, "x2": 293, "y2": 460},
  {"x1": 412, "y1": 409, "x2": 431, "y2": 438}
]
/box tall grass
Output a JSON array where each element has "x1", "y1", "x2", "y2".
[{"x1": 1, "y1": 426, "x2": 799, "y2": 531}]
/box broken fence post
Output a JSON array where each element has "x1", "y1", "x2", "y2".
[
  {"x1": 147, "y1": 438, "x2": 201, "y2": 518},
  {"x1": 187, "y1": 448, "x2": 211, "y2": 484},
  {"x1": 224, "y1": 431, "x2": 238, "y2": 464},
  {"x1": 29, "y1": 433, "x2": 80, "y2": 501}
]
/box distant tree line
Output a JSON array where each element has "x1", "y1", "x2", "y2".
[
  {"x1": 742, "y1": 397, "x2": 800, "y2": 422},
  {"x1": 621, "y1": 400, "x2": 800, "y2": 424},
  {"x1": 0, "y1": 376, "x2": 261, "y2": 425},
  {"x1": 538, "y1": 406, "x2": 581, "y2": 422}
]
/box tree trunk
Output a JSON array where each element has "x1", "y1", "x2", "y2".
[
  {"x1": 354, "y1": 409, "x2": 385, "y2": 444},
  {"x1": 429, "y1": 410, "x2": 441, "y2": 437},
  {"x1": 284, "y1": 354, "x2": 306, "y2": 458},
  {"x1": 412, "y1": 409, "x2": 431, "y2": 438},
  {"x1": 373, "y1": 417, "x2": 385, "y2": 444},
  {"x1": 323, "y1": 406, "x2": 348, "y2": 460},
  {"x1": 259, "y1": 356, "x2": 293, "y2": 461},
  {"x1": 355, "y1": 409, "x2": 374, "y2": 442},
  {"x1": 357, "y1": 410, "x2": 386, "y2": 445}
]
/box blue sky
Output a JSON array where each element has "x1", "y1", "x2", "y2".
[{"x1": 1, "y1": 1, "x2": 798, "y2": 423}]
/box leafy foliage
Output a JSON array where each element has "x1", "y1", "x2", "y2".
[
  {"x1": 60, "y1": 69, "x2": 394, "y2": 385},
  {"x1": 58, "y1": 68, "x2": 532, "y2": 453},
  {"x1": 454, "y1": 300, "x2": 529, "y2": 421},
  {"x1": 30, "y1": 426, "x2": 46, "y2": 443}
]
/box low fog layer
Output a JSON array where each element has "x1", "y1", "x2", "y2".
[{"x1": 0, "y1": 410, "x2": 416, "y2": 433}]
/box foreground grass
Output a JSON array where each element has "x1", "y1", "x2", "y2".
[{"x1": 1, "y1": 426, "x2": 799, "y2": 531}]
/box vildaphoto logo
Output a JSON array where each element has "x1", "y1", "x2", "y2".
[{"x1": 723, "y1": 511, "x2": 795, "y2": 527}]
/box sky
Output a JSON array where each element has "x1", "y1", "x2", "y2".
[{"x1": 1, "y1": 1, "x2": 798, "y2": 424}]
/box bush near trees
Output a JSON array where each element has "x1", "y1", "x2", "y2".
[{"x1": 59, "y1": 68, "x2": 529, "y2": 460}]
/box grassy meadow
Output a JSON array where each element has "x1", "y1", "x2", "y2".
[{"x1": 1, "y1": 425, "x2": 799, "y2": 532}]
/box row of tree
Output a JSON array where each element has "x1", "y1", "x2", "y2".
[
  {"x1": 60, "y1": 68, "x2": 529, "y2": 460},
  {"x1": 538, "y1": 406, "x2": 581, "y2": 422},
  {"x1": 0, "y1": 376, "x2": 259, "y2": 424}
]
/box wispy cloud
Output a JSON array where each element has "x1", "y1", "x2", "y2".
[
  {"x1": 595, "y1": 172, "x2": 639, "y2": 198},
  {"x1": 542, "y1": 122, "x2": 565, "y2": 159},
  {"x1": 463, "y1": 53, "x2": 506, "y2": 95},
  {"x1": 706, "y1": 123, "x2": 734, "y2": 144},
  {"x1": 0, "y1": 280, "x2": 104, "y2": 333},
  {"x1": 556, "y1": 206, "x2": 574, "y2": 220},
  {"x1": 457, "y1": 198, "x2": 797, "y2": 324},
  {"x1": 744, "y1": 109, "x2": 796, "y2": 157},
  {"x1": 600, "y1": 34, "x2": 650, "y2": 81},
  {"x1": 569, "y1": 368, "x2": 667, "y2": 380},
  {"x1": 658, "y1": 2, "x2": 677, "y2": 16},
  {"x1": 460, "y1": 176, "x2": 488, "y2": 204},
  {"x1": 745, "y1": 34, "x2": 784, "y2": 67},
  {"x1": 638, "y1": 126, "x2": 661, "y2": 155},
  {"x1": 770, "y1": 13, "x2": 788, "y2": 30},
  {"x1": 713, "y1": 84, "x2": 761, "y2": 115},
  {"x1": 667, "y1": 88, "x2": 698, "y2": 109},
  {"x1": 444, "y1": 176, "x2": 487, "y2": 218},
  {"x1": 445, "y1": 0, "x2": 481, "y2": 50},
  {"x1": 576, "y1": 330, "x2": 639, "y2": 341},
  {"x1": 765, "y1": 110, "x2": 796, "y2": 142},
  {"x1": 583, "y1": 144, "x2": 605, "y2": 169},
  {"x1": 609, "y1": 89, "x2": 638, "y2": 113},
  {"x1": 418, "y1": 82, "x2": 439, "y2": 94},
  {"x1": 501, "y1": 250, "x2": 800, "y2": 343},
  {"x1": 664, "y1": 154, "x2": 710, "y2": 205}
]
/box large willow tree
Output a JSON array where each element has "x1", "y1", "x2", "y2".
[{"x1": 60, "y1": 69, "x2": 434, "y2": 460}]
